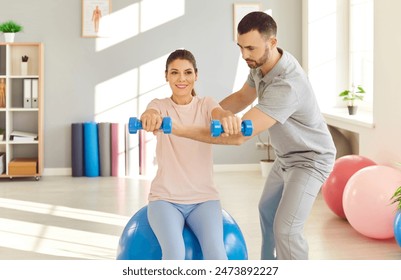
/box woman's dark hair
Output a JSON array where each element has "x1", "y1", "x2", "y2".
[
  {"x1": 166, "y1": 49, "x2": 198, "y2": 96},
  {"x1": 237, "y1": 11, "x2": 277, "y2": 38}
]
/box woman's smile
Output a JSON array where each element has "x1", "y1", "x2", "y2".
[{"x1": 176, "y1": 84, "x2": 188, "y2": 89}]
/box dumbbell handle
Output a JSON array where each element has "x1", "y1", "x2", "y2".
[
  {"x1": 128, "y1": 117, "x2": 172, "y2": 134},
  {"x1": 210, "y1": 120, "x2": 253, "y2": 137}
]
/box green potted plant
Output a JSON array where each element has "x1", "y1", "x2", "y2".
[
  {"x1": 339, "y1": 84, "x2": 366, "y2": 115},
  {"x1": 0, "y1": 20, "x2": 23, "y2": 43},
  {"x1": 0, "y1": 128, "x2": 4, "y2": 141},
  {"x1": 390, "y1": 186, "x2": 401, "y2": 247}
]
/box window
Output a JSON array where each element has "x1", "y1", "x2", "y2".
[
  {"x1": 349, "y1": 0, "x2": 373, "y2": 108},
  {"x1": 303, "y1": 0, "x2": 373, "y2": 112}
]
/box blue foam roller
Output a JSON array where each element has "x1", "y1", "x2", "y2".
[{"x1": 83, "y1": 122, "x2": 100, "y2": 177}]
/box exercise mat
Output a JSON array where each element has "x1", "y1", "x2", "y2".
[
  {"x1": 98, "y1": 122, "x2": 111, "y2": 176},
  {"x1": 71, "y1": 123, "x2": 84, "y2": 177},
  {"x1": 83, "y1": 122, "x2": 100, "y2": 177}
]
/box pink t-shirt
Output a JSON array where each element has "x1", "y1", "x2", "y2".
[{"x1": 146, "y1": 96, "x2": 220, "y2": 204}]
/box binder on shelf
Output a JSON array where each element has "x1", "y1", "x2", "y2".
[
  {"x1": 31, "y1": 79, "x2": 38, "y2": 108},
  {"x1": 0, "y1": 152, "x2": 5, "y2": 174},
  {"x1": 10, "y1": 130, "x2": 38, "y2": 142},
  {"x1": 23, "y1": 79, "x2": 32, "y2": 108}
]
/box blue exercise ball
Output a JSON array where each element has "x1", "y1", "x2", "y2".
[{"x1": 116, "y1": 205, "x2": 248, "y2": 260}]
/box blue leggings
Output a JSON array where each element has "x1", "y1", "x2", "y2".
[
  {"x1": 148, "y1": 200, "x2": 227, "y2": 260},
  {"x1": 258, "y1": 161, "x2": 325, "y2": 260}
]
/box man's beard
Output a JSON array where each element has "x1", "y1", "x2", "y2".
[{"x1": 245, "y1": 48, "x2": 269, "y2": 69}]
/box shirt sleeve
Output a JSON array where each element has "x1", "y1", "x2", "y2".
[
  {"x1": 146, "y1": 98, "x2": 162, "y2": 113},
  {"x1": 246, "y1": 72, "x2": 256, "y2": 88},
  {"x1": 255, "y1": 80, "x2": 299, "y2": 124},
  {"x1": 202, "y1": 96, "x2": 221, "y2": 120}
]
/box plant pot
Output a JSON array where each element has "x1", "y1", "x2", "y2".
[
  {"x1": 394, "y1": 210, "x2": 401, "y2": 247},
  {"x1": 347, "y1": 105, "x2": 358, "y2": 115},
  {"x1": 21, "y1": 62, "x2": 28, "y2": 76},
  {"x1": 260, "y1": 159, "x2": 274, "y2": 177},
  {"x1": 3, "y1": 33, "x2": 15, "y2": 43}
]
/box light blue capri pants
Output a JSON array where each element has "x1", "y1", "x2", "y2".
[
  {"x1": 258, "y1": 160, "x2": 326, "y2": 260},
  {"x1": 148, "y1": 200, "x2": 228, "y2": 260}
]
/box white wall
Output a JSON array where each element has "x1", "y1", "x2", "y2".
[
  {"x1": 0, "y1": 0, "x2": 303, "y2": 171},
  {"x1": 367, "y1": 0, "x2": 401, "y2": 166}
]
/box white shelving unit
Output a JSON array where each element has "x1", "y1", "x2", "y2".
[{"x1": 0, "y1": 42, "x2": 44, "y2": 180}]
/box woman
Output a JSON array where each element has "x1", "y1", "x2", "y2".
[{"x1": 140, "y1": 49, "x2": 230, "y2": 260}]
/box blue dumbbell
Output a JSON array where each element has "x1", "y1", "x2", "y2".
[
  {"x1": 210, "y1": 119, "x2": 253, "y2": 137},
  {"x1": 128, "y1": 116, "x2": 172, "y2": 134}
]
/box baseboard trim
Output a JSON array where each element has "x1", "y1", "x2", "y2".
[
  {"x1": 213, "y1": 164, "x2": 260, "y2": 172},
  {"x1": 43, "y1": 168, "x2": 72, "y2": 176},
  {"x1": 44, "y1": 164, "x2": 260, "y2": 177}
]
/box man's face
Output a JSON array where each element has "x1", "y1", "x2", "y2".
[{"x1": 237, "y1": 30, "x2": 276, "y2": 69}]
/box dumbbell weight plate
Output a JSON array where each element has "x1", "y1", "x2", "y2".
[
  {"x1": 210, "y1": 120, "x2": 222, "y2": 137},
  {"x1": 161, "y1": 117, "x2": 172, "y2": 134},
  {"x1": 128, "y1": 117, "x2": 142, "y2": 134},
  {"x1": 242, "y1": 120, "x2": 253, "y2": 136}
]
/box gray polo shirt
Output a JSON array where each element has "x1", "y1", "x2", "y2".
[{"x1": 249, "y1": 48, "x2": 336, "y2": 181}]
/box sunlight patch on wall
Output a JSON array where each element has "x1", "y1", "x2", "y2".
[
  {"x1": 231, "y1": 53, "x2": 252, "y2": 117},
  {"x1": 140, "y1": 0, "x2": 185, "y2": 33},
  {"x1": 96, "y1": 0, "x2": 185, "y2": 52},
  {"x1": 94, "y1": 53, "x2": 172, "y2": 124},
  {"x1": 138, "y1": 53, "x2": 170, "y2": 111},
  {"x1": 96, "y1": 3, "x2": 140, "y2": 52},
  {"x1": 95, "y1": 68, "x2": 139, "y2": 123}
]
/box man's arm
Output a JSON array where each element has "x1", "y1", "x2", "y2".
[
  {"x1": 219, "y1": 82, "x2": 257, "y2": 113},
  {"x1": 211, "y1": 82, "x2": 258, "y2": 135},
  {"x1": 172, "y1": 106, "x2": 277, "y2": 145}
]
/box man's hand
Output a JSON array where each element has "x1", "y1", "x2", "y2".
[
  {"x1": 140, "y1": 109, "x2": 162, "y2": 133},
  {"x1": 212, "y1": 108, "x2": 242, "y2": 137}
]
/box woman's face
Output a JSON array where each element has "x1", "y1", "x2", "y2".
[{"x1": 166, "y1": 59, "x2": 197, "y2": 99}]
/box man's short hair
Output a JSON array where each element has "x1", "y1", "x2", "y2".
[{"x1": 237, "y1": 11, "x2": 277, "y2": 38}]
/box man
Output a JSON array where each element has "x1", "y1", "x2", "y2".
[{"x1": 172, "y1": 11, "x2": 336, "y2": 260}]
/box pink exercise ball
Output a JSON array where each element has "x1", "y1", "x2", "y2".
[
  {"x1": 343, "y1": 165, "x2": 401, "y2": 239},
  {"x1": 322, "y1": 155, "x2": 376, "y2": 218}
]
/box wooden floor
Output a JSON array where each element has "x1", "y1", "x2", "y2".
[{"x1": 0, "y1": 170, "x2": 400, "y2": 260}]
